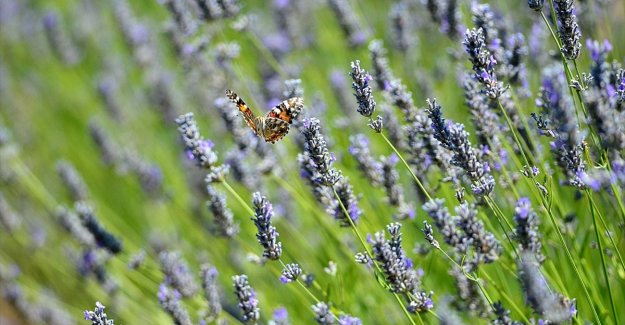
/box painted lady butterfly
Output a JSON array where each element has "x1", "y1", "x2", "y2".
[{"x1": 225, "y1": 89, "x2": 304, "y2": 143}]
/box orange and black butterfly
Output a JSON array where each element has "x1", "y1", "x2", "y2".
[{"x1": 225, "y1": 89, "x2": 304, "y2": 143}]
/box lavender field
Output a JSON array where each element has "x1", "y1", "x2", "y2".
[{"x1": 1, "y1": 0, "x2": 625, "y2": 324}]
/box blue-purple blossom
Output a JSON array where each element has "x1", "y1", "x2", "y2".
[
  {"x1": 553, "y1": 0, "x2": 581, "y2": 60},
  {"x1": 83, "y1": 301, "x2": 114, "y2": 325},
  {"x1": 57, "y1": 160, "x2": 89, "y2": 201},
  {"x1": 1, "y1": 280, "x2": 73, "y2": 325},
  {"x1": 528, "y1": 0, "x2": 544, "y2": 11},
  {"x1": 200, "y1": 264, "x2": 222, "y2": 320},
  {"x1": 369, "y1": 223, "x2": 434, "y2": 313},
  {"x1": 493, "y1": 301, "x2": 524, "y2": 325},
  {"x1": 349, "y1": 60, "x2": 376, "y2": 117},
  {"x1": 159, "y1": 251, "x2": 199, "y2": 298},
  {"x1": 463, "y1": 28, "x2": 506, "y2": 99},
  {"x1": 503, "y1": 33, "x2": 528, "y2": 87},
  {"x1": 175, "y1": 112, "x2": 220, "y2": 171},
  {"x1": 42, "y1": 10, "x2": 81, "y2": 65},
  {"x1": 518, "y1": 253, "x2": 575, "y2": 323},
  {"x1": 423, "y1": 198, "x2": 501, "y2": 271},
  {"x1": 388, "y1": 2, "x2": 415, "y2": 53},
  {"x1": 75, "y1": 202, "x2": 122, "y2": 254},
  {"x1": 380, "y1": 154, "x2": 413, "y2": 220},
  {"x1": 427, "y1": 99, "x2": 495, "y2": 196},
  {"x1": 270, "y1": 307, "x2": 290, "y2": 325},
  {"x1": 422, "y1": 220, "x2": 440, "y2": 249},
  {"x1": 195, "y1": 0, "x2": 239, "y2": 21},
  {"x1": 280, "y1": 263, "x2": 302, "y2": 283},
  {"x1": 301, "y1": 118, "x2": 342, "y2": 185},
  {"x1": 338, "y1": 314, "x2": 362, "y2": 325},
  {"x1": 312, "y1": 302, "x2": 335, "y2": 325},
  {"x1": 514, "y1": 198, "x2": 544, "y2": 264},
  {"x1": 233, "y1": 274, "x2": 260, "y2": 323},
  {"x1": 368, "y1": 40, "x2": 394, "y2": 91},
  {"x1": 252, "y1": 192, "x2": 282, "y2": 260},
  {"x1": 333, "y1": 177, "x2": 361, "y2": 226},
  {"x1": 158, "y1": 284, "x2": 192, "y2": 325},
  {"x1": 206, "y1": 185, "x2": 239, "y2": 238}
]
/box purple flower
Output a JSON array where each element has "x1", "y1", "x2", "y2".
[
  {"x1": 233, "y1": 275, "x2": 260, "y2": 323},
  {"x1": 273, "y1": 307, "x2": 288, "y2": 320},
  {"x1": 515, "y1": 197, "x2": 531, "y2": 219},
  {"x1": 252, "y1": 192, "x2": 282, "y2": 260}
]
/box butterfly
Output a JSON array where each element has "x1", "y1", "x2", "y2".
[{"x1": 225, "y1": 89, "x2": 304, "y2": 143}]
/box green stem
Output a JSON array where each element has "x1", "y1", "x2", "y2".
[
  {"x1": 378, "y1": 131, "x2": 432, "y2": 201},
  {"x1": 222, "y1": 180, "x2": 255, "y2": 215},
  {"x1": 496, "y1": 100, "x2": 531, "y2": 167},
  {"x1": 587, "y1": 192, "x2": 625, "y2": 274},
  {"x1": 544, "y1": 195, "x2": 602, "y2": 324},
  {"x1": 588, "y1": 191, "x2": 618, "y2": 325}
]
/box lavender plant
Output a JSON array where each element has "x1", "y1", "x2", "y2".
[{"x1": 2, "y1": 0, "x2": 625, "y2": 324}]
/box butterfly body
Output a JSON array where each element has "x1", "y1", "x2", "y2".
[{"x1": 226, "y1": 89, "x2": 303, "y2": 143}]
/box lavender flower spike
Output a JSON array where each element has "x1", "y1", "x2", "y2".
[
  {"x1": 159, "y1": 251, "x2": 199, "y2": 298},
  {"x1": 463, "y1": 28, "x2": 506, "y2": 99},
  {"x1": 312, "y1": 302, "x2": 336, "y2": 325},
  {"x1": 83, "y1": 301, "x2": 114, "y2": 325},
  {"x1": 252, "y1": 192, "x2": 282, "y2": 260},
  {"x1": 75, "y1": 202, "x2": 122, "y2": 254},
  {"x1": 528, "y1": 0, "x2": 544, "y2": 11},
  {"x1": 349, "y1": 60, "x2": 376, "y2": 117},
  {"x1": 301, "y1": 118, "x2": 342, "y2": 185},
  {"x1": 200, "y1": 264, "x2": 222, "y2": 320},
  {"x1": 206, "y1": 185, "x2": 239, "y2": 238},
  {"x1": 158, "y1": 284, "x2": 192, "y2": 325},
  {"x1": 553, "y1": 0, "x2": 581, "y2": 60},
  {"x1": 175, "y1": 112, "x2": 218, "y2": 170},
  {"x1": 280, "y1": 263, "x2": 302, "y2": 283},
  {"x1": 513, "y1": 198, "x2": 545, "y2": 264},
  {"x1": 518, "y1": 252, "x2": 575, "y2": 323},
  {"x1": 233, "y1": 274, "x2": 260, "y2": 323}
]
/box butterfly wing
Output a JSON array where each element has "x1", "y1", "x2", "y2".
[
  {"x1": 266, "y1": 97, "x2": 304, "y2": 124},
  {"x1": 259, "y1": 117, "x2": 290, "y2": 143},
  {"x1": 226, "y1": 89, "x2": 258, "y2": 135}
]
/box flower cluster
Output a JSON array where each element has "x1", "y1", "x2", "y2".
[
  {"x1": 159, "y1": 251, "x2": 199, "y2": 298},
  {"x1": 175, "y1": 113, "x2": 228, "y2": 181},
  {"x1": 206, "y1": 185, "x2": 239, "y2": 238},
  {"x1": 83, "y1": 301, "x2": 114, "y2": 325},
  {"x1": 427, "y1": 99, "x2": 495, "y2": 196},
  {"x1": 423, "y1": 199, "x2": 502, "y2": 271},
  {"x1": 200, "y1": 264, "x2": 222, "y2": 320},
  {"x1": 280, "y1": 263, "x2": 302, "y2": 283},
  {"x1": 298, "y1": 119, "x2": 361, "y2": 226},
  {"x1": 349, "y1": 60, "x2": 376, "y2": 118},
  {"x1": 75, "y1": 202, "x2": 122, "y2": 254},
  {"x1": 553, "y1": 0, "x2": 581, "y2": 60},
  {"x1": 367, "y1": 223, "x2": 434, "y2": 313},
  {"x1": 158, "y1": 284, "x2": 193, "y2": 325},
  {"x1": 232, "y1": 274, "x2": 260, "y2": 323},
  {"x1": 463, "y1": 28, "x2": 506, "y2": 99},
  {"x1": 518, "y1": 253, "x2": 576, "y2": 323},
  {"x1": 252, "y1": 192, "x2": 282, "y2": 260},
  {"x1": 513, "y1": 198, "x2": 545, "y2": 264},
  {"x1": 300, "y1": 118, "x2": 342, "y2": 185}
]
